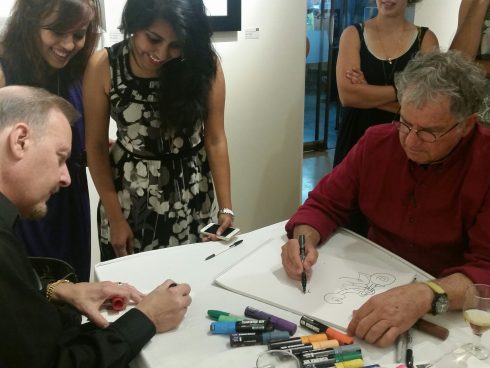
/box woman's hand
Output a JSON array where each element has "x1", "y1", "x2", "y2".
[
  {"x1": 345, "y1": 68, "x2": 367, "y2": 85},
  {"x1": 109, "y1": 218, "x2": 134, "y2": 257}
]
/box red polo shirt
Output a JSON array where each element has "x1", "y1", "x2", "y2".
[{"x1": 287, "y1": 123, "x2": 490, "y2": 283}]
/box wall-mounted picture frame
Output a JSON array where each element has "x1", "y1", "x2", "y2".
[{"x1": 204, "y1": 0, "x2": 241, "y2": 32}]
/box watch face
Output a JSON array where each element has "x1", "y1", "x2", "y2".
[{"x1": 435, "y1": 294, "x2": 449, "y2": 314}]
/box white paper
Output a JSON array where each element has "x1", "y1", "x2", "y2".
[{"x1": 215, "y1": 234, "x2": 416, "y2": 331}]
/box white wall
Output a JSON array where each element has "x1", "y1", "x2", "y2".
[
  {"x1": 414, "y1": 0, "x2": 461, "y2": 50},
  {"x1": 213, "y1": 1, "x2": 306, "y2": 231},
  {"x1": 0, "y1": 1, "x2": 15, "y2": 14}
]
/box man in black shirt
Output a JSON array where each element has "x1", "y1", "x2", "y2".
[{"x1": 0, "y1": 86, "x2": 192, "y2": 368}]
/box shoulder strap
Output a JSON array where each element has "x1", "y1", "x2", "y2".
[
  {"x1": 417, "y1": 26, "x2": 429, "y2": 49},
  {"x1": 354, "y1": 22, "x2": 364, "y2": 43}
]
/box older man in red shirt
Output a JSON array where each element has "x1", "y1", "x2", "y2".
[{"x1": 281, "y1": 50, "x2": 490, "y2": 347}]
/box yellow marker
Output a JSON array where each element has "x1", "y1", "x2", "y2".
[{"x1": 335, "y1": 358, "x2": 364, "y2": 368}]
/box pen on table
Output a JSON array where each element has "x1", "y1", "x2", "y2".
[
  {"x1": 395, "y1": 331, "x2": 408, "y2": 363},
  {"x1": 405, "y1": 329, "x2": 414, "y2": 368},
  {"x1": 299, "y1": 234, "x2": 307, "y2": 293},
  {"x1": 204, "y1": 239, "x2": 243, "y2": 261}
]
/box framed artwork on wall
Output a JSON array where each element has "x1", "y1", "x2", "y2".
[{"x1": 204, "y1": 0, "x2": 241, "y2": 32}]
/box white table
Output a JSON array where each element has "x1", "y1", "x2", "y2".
[{"x1": 94, "y1": 221, "x2": 486, "y2": 368}]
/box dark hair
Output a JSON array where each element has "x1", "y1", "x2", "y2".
[
  {"x1": 120, "y1": 0, "x2": 217, "y2": 133},
  {"x1": 1, "y1": 0, "x2": 101, "y2": 96}
]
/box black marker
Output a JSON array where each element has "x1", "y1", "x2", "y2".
[
  {"x1": 229, "y1": 330, "x2": 290, "y2": 347},
  {"x1": 299, "y1": 234, "x2": 307, "y2": 293}
]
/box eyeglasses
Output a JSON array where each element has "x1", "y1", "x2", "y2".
[{"x1": 393, "y1": 120, "x2": 462, "y2": 143}]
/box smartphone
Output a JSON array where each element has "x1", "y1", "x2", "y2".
[{"x1": 200, "y1": 223, "x2": 240, "y2": 240}]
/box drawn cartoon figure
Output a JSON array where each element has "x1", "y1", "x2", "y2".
[{"x1": 324, "y1": 272, "x2": 395, "y2": 304}]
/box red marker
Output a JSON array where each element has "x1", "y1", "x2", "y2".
[{"x1": 111, "y1": 296, "x2": 126, "y2": 311}]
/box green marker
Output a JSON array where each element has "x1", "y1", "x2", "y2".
[{"x1": 207, "y1": 309, "x2": 244, "y2": 321}]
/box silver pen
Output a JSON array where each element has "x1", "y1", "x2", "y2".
[{"x1": 395, "y1": 330, "x2": 408, "y2": 363}]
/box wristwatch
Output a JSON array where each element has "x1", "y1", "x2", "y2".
[{"x1": 424, "y1": 281, "x2": 449, "y2": 315}]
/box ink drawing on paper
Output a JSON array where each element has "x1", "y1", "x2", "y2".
[{"x1": 215, "y1": 231, "x2": 416, "y2": 331}]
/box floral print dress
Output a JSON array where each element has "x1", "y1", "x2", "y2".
[{"x1": 99, "y1": 40, "x2": 217, "y2": 261}]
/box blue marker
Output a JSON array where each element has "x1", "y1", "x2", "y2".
[
  {"x1": 229, "y1": 330, "x2": 290, "y2": 347},
  {"x1": 210, "y1": 320, "x2": 273, "y2": 334}
]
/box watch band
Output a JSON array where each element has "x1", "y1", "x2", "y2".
[
  {"x1": 219, "y1": 208, "x2": 235, "y2": 217},
  {"x1": 424, "y1": 280, "x2": 448, "y2": 315},
  {"x1": 425, "y1": 281, "x2": 445, "y2": 294}
]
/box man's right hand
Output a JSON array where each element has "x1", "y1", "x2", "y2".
[
  {"x1": 136, "y1": 280, "x2": 192, "y2": 333},
  {"x1": 281, "y1": 225, "x2": 320, "y2": 280}
]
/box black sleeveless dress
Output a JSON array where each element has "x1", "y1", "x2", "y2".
[
  {"x1": 333, "y1": 23, "x2": 428, "y2": 166},
  {"x1": 98, "y1": 40, "x2": 217, "y2": 261}
]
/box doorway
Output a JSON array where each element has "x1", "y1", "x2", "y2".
[{"x1": 302, "y1": 0, "x2": 378, "y2": 201}]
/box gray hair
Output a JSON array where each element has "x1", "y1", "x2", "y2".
[
  {"x1": 0, "y1": 86, "x2": 79, "y2": 135},
  {"x1": 394, "y1": 50, "x2": 486, "y2": 122}
]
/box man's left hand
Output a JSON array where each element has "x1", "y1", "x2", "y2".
[
  {"x1": 53, "y1": 281, "x2": 145, "y2": 328},
  {"x1": 347, "y1": 282, "x2": 432, "y2": 347}
]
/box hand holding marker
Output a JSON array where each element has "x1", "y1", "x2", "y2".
[
  {"x1": 111, "y1": 282, "x2": 177, "y2": 311},
  {"x1": 299, "y1": 234, "x2": 307, "y2": 293}
]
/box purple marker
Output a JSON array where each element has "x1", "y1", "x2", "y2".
[{"x1": 244, "y1": 306, "x2": 297, "y2": 335}]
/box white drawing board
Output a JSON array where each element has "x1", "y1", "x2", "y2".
[{"x1": 215, "y1": 230, "x2": 427, "y2": 331}]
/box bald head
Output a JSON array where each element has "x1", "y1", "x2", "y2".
[
  {"x1": 0, "y1": 86, "x2": 76, "y2": 218},
  {"x1": 0, "y1": 86, "x2": 79, "y2": 135}
]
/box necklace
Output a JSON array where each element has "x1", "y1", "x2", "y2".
[{"x1": 374, "y1": 21, "x2": 406, "y2": 64}]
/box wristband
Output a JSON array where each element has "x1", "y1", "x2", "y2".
[
  {"x1": 219, "y1": 208, "x2": 235, "y2": 217},
  {"x1": 46, "y1": 279, "x2": 71, "y2": 301}
]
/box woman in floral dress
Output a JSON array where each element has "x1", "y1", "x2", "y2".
[{"x1": 84, "y1": 0, "x2": 234, "y2": 260}]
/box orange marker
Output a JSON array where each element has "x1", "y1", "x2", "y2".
[
  {"x1": 300, "y1": 315, "x2": 354, "y2": 345},
  {"x1": 282, "y1": 339, "x2": 340, "y2": 355},
  {"x1": 269, "y1": 333, "x2": 329, "y2": 349}
]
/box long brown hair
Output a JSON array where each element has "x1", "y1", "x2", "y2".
[
  {"x1": 1, "y1": 0, "x2": 101, "y2": 96},
  {"x1": 120, "y1": 0, "x2": 217, "y2": 133}
]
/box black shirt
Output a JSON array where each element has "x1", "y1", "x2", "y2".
[{"x1": 0, "y1": 193, "x2": 156, "y2": 367}]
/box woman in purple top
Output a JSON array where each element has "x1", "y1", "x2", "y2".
[{"x1": 0, "y1": 0, "x2": 102, "y2": 281}]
